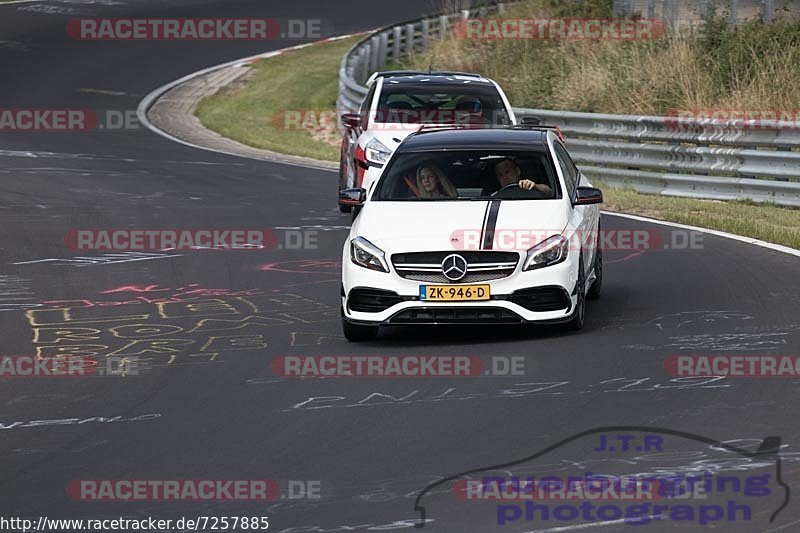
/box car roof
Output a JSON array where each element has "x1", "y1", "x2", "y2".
[
  {"x1": 369, "y1": 71, "x2": 495, "y2": 86},
  {"x1": 397, "y1": 127, "x2": 551, "y2": 152}
]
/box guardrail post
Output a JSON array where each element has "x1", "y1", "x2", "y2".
[
  {"x1": 392, "y1": 26, "x2": 401, "y2": 61},
  {"x1": 763, "y1": 0, "x2": 774, "y2": 23},
  {"x1": 421, "y1": 19, "x2": 430, "y2": 49},
  {"x1": 369, "y1": 35, "x2": 380, "y2": 72},
  {"x1": 613, "y1": 0, "x2": 634, "y2": 15},
  {"x1": 406, "y1": 23, "x2": 415, "y2": 56},
  {"x1": 358, "y1": 48, "x2": 369, "y2": 83},
  {"x1": 663, "y1": 0, "x2": 679, "y2": 32},
  {"x1": 439, "y1": 15, "x2": 448, "y2": 40},
  {"x1": 698, "y1": 0, "x2": 709, "y2": 20},
  {"x1": 379, "y1": 31, "x2": 388, "y2": 66},
  {"x1": 729, "y1": 0, "x2": 739, "y2": 28}
]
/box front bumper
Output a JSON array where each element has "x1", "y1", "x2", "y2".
[{"x1": 342, "y1": 248, "x2": 579, "y2": 325}]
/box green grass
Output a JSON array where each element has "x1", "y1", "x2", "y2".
[
  {"x1": 600, "y1": 185, "x2": 800, "y2": 249},
  {"x1": 196, "y1": 36, "x2": 361, "y2": 161}
]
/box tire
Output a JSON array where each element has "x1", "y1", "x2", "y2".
[
  {"x1": 342, "y1": 318, "x2": 379, "y2": 342},
  {"x1": 587, "y1": 246, "x2": 602, "y2": 300},
  {"x1": 338, "y1": 180, "x2": 352, "y2": 215},
  {"x1": 568, "y1": 256, "x2": 586, "y2": 331},
  {"x1": 338, "y1": 146, "x2": 352, "y2": 213}
]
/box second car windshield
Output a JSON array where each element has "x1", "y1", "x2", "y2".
[
  {"x1": 373, "y1": 151, "x2": 560, "y2": 201},
  {"x1": 375, "y1": 83, "x2": 511, "y2": 125}
]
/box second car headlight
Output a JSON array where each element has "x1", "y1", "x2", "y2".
[
  {"x1": 350, "y1": 237, "x2": 389, "y2": 272},
  {"x1": 364, "y1": 138, "x2": 391, "y2": 165},
  {"x1": 522, "y1": 234, "x2": 569, "y2": 271}
]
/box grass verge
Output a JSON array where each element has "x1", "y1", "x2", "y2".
[
  {"x1": 196, "y1": 36, "x2": 361, "y2": 161},
  {"x1": 600, "y1": 185, "x2": 800, "y2": 249}
]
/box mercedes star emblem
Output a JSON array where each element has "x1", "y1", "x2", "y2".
[{"x1": 441, "y1": 254, "x2": 468, "y2": 281}]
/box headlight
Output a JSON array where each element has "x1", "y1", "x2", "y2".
[
  {"x1": 364, "y1": 138, "x2": 391, "y2": 165},
  {"x1": 522, "y1": 234, "x2": 569, "y2": 271},
  {"x1": 350, "y1": 237, "x2": 389, "y2": 272}
]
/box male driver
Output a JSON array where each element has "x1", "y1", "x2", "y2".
[{"x1": 493, "y1": 157, "x2": 553, "y2": 195}]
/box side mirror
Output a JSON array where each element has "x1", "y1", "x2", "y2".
[
  {"x1": 339, "y1": 188, "x2": 366, "y2": 206},
  {"x1": 341, "y1": 113, "x2": 361, "y2": 130},
  {"x1": 520, "y1": 115, "x2": 542, "y2": 126},
  {"x1": 574, "y1": 186, "x2": 603, "y2": 205}
]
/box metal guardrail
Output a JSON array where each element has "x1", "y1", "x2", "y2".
[
  {"x1": 613, "y1": 0, "x2": 785, "y2": 27},
  {"x1": 515, "y1": 109, "x2": 800, "y2": 206},
  {"x1": 338, "y1": 5, "x2": 800, "y2": 207}
]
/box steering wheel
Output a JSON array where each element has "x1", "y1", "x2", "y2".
[
  {"x1": 490, "y1": 183, "x2": 520, "y2": 196},
  {"x1": 490, "y1": 183, "x2": 548, "y2": 199}
]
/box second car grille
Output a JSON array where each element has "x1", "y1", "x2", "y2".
[{"x1": 391, "y1": 251, "x2": 519, "y2": 283}]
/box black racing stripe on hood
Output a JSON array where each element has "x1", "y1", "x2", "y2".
[{"x1": 481, "y1": 200, "x2": 501, "y2": 250}]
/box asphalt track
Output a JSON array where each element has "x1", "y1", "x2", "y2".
[{"x1": 0, "y1": 1, "x2": 798, "y2": 532}]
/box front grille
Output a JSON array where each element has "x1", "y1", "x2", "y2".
[
  {"x1": 391, "y1": 251, "x2": 519, "y2": 283},
  {"x1": 506, "y1": 287, "x2": 571, "y2": 312},
  {"x1": 388, "y1": 307, "x2": 523, "y2": 324},
  {"x1": 348, "y1": 288, "x2": 406, "y2": 313},
  {"x1": 400, "y1": 272, "x2": 512, "y2": 283}
]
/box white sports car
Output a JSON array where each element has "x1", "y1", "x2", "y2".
[
  {"x1": 339, "y1": 126, "x2": 603, "y2": 341},
  {"x1": 338, "y1": 70, "x2": 517, "y2": 212}
]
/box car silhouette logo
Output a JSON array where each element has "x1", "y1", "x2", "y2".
[{"x1": 442, "y1": 254, "x2": 468, "y2": 281}]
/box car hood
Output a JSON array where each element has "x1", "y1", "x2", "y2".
[
  {"x1": 366, "y1": 128, "x2": 414, "y2": 150},
  {"x1": 353, "y1": 200, "x2": 569, "y2": 252}
]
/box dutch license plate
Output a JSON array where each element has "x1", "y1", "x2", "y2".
[{"x1": 419, "y1": 284, "x2": 490, "y2": 301}]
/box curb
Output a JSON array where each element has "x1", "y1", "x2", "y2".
[
  {"x1": 0, "y1": 1, "x2": 44, "y2": 6},
  {"x1": 137, "y1": 33, "x2": 367, "y2": 172}
]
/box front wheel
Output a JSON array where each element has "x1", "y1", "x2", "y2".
[
  {"x1": 568, "y1": 256, "x2": 586, "y2": 331},
  {"x1": 587, "y1": 247, "x2": 602, "y2": 300},
  {"x1": 342, "y1": 319, "x2": 379, "y2": 342}
]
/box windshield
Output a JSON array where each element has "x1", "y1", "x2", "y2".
[
  {"x1": 373, "y1": 150, "x2": 561, "y2": 201},
  {"x1": 375, "y1": 83, "x2": 511, "y2": 126}
]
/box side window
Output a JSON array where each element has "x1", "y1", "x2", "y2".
[
  {"x1": 554, "y1": 143, "x2": 579, "y2": 198},
  {"x1": 359, "y1": 82, "x2": 377, "y2": 128}
]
